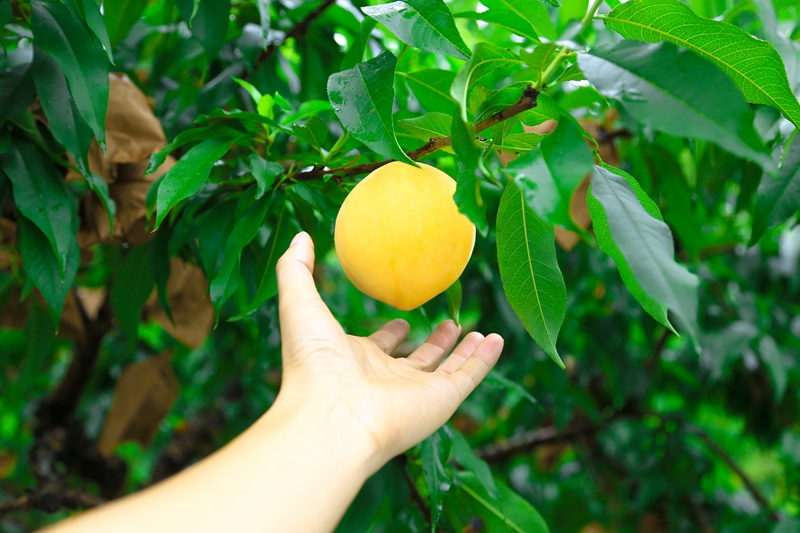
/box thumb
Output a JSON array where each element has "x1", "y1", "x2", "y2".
[{"x1": 276, "y1": 232, "x2": 344, "y2": 352}]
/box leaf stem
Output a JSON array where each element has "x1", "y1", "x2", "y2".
[
  {"x1": 581, "y1": 0, "x2": 606, "y2": 33},
  {"x1": 534, "y1": 0, "x2": 606, "y2": 90}
]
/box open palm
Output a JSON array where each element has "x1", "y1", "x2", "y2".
[{"x1": 276, "y1": 233, "x2": 504, "y2": 465}]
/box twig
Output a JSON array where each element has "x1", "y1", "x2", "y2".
[
  {"x1": 404, "y1": 467, "x2": 433, "y2": 527},
  {"x1": 645, "y1": 328, "x2": 671, "y2": 373},
  {"x1": 248, "y1": 0, "x2": 336, "y2": 76},
  {"x1": 685, "y1": 496, "x2": 714, "y2": 533},
  {"x1": 684, "y1": 425, "x2": 777, "y2": 521},
  {"x1": 294, "y1": 86, "x2": 540, "y2": 181},
  {"x1": 0, "y1": 488, "x2": 105, "y2": 515},
  {"x1": 475, "y1": 421, "x2": 593, "y2": 462}
]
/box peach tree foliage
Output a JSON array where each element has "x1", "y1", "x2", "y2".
[{"x1": 1, "y1": 0, "x2": 800, "y2": 531}]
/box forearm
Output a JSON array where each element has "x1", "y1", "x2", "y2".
[{"x1": 44, "y1": 396, "x2": 376, "y2": 533}]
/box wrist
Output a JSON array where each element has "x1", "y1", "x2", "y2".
[{"x1": 253, "y1": 388, "x2": 383, "y2": 479}]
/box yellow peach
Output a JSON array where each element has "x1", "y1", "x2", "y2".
[{"x1": 334, "y1": 162, "x2": 476, "y2": 310}]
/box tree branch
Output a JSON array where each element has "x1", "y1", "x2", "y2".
[
  {"x1": 406, "y1": 471, "x2": 433, "y2": 527},
  {"x1": 35, "y1": 292, "x2": 114, "y2": 429},
  {"x1": 293, "y1": 86, "x2": 540, "y2": 181},
  {"x1": 248, "y1": 0, "x2": 337, "y2": 77},
  {"x1": 0, "y1": 488, "x2": 105, "y2": 516},
  {"x1": 474, "y1": 420, "x2": 593, "y2": 462},
  {"x1": 684, "y1": 425, "x2": 777, "y2": 521}
]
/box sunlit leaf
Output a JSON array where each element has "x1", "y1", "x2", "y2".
[
  {"x1": 456, "y1": 0, "x2": 557, "y2": 42},
  {"x1": 398, "y1": 112, "x2": 452, "y2": 141}
]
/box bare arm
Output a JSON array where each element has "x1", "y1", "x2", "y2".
[{"x1": 45, "y1": 232, "x2": 504, "y2": 533}]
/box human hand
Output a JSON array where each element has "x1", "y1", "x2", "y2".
[{"x1": 273, "y1": 232, "x2": 504, "y2": 473}]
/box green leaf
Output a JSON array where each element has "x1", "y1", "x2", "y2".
[
  {"x1": 454, "y1": 169, "x2": 488, "y2": 238},
  {"x1": 579, "y1": 41, "x2": 773, "y2": 170},
  {"x1": 327, "y1": 51, "x2": 414, "y2": 165},
  {"x1": 0, "y1": 0, "x2": 12, "y2": 27},
  {"x1": 146, "y1": 124, "x2": 241, "y2": 175},
  {"x1": 519, "y1": 44, "x2": 557, "y2": 73},
  {"x1": 398, "y1": 112, "x2": 452, "y2": 141},
  {"x1": 111, "y1": 243, "x2": 155, "y2": 349},
  {"x1": 341, "y1": 17, "x2": 377, "y2": 70},
  {"x1": 556, "y1": 63, "x2": 585, "y2": 83},
  {"x1": 13, "y1": 303, "x2": 56, "y2": 399},
  {"x1": 420, "y1": 428, "x2": 452, "y2": 528},
  {"x1": 31, "y1": 0, "x2": 109, "y2": 149},
  {"x1": 103, "y1": 0, "x2": 148, "y2": 46},
  {"x1": 451, "y1": 110, "x2": 489, "y2": 236},
  {"x1": 444, "y1": 425, "x2": 499, "y2": 499},
  {"x1": 559, "y1": 0, "x2": 589, "y2": 27},
  {"x1": 455, "y1": 472, "x2": 550, "y2": 533},
  {"x1": 586, "y1": 166, "x2": 675, "y2": 333},
  {"x1": 32, "y1": 46, "x2": 94, "y2": 177},
  {"x1": 759, "y1": 336, "x2": 787, "y2": 401},
  {"x1": 451, "y1": 42, "x2": 524, "y2": 121},
  {"x1": 154, "y1": 137, "x2": 236, "y2": 230},
  {"x1": 209, "y1": 189, "x2": 272, "y2": 321},
  {"x1": 603, "y1": 0, "x2": 800, "y2": 130},
  {"x1": 279, "y1": 100, "x2": 334, "y2": 126},
  {"x1": 401, "y1": 69, "x2": 458, "y2": 116},
  {"x1": 86, "y1": 173, "x2": 116, "y2": 234},
  {"x1": 176, "y1": 0, "x2": 231, "y2": 58},
  {"x1": 292, "y1": 115, "x2": 329, "y2": 149},
  {"x1": 249, "y1": 154, "x2": 283, "y2": 199},
  {"x1": 751, "y1": 134, "x2": 800, "y2": 244},
  {"x1": 79, "y1": 0, "x2": 114, "y2": 63},
  {"x1": 456, "y1": 0, "x2": 557, "y2": 42},
  {"x1": 257, "y1": 94, "x2": 275, "y2": 119},
  {"x1": 196, "y1": 198, "x2": 238, "y2": 282},
  {"x1": 0, "y1": 138, "x2": 78, "y2": 276},
  {"x1": 588, "y1": 164, "x2": 699, "y2": 345},
  {"x1": 0, "y1": 45, "x2": 35, "y2": 126},
  {"x1": 483, "y1": 370, "x2": 539, "y2": 407},
  {"x1": 496, "y1": 178, "x2": 566, "y2": 368},
  {"x1": 233, "y1": 76, "x2": 263, "y2": 103},
  {"x1": 18, "y1": 216, "x2": 80, "y2": 329},
  {"x1": 363, "y1": 0, "x2": 470, "y2": 59},
  {"x1": 445, "y1": 279, "x2": 462, "y2": 326},
  {"x1": 231, "y1": 199, "x2": 298, "y2": 320},
  {"x1": 496, "y1": 133, "x2": 544, "y2": 151},
  {"x1": 505, "y1": 119, "x2": 593, "y2": 229}
]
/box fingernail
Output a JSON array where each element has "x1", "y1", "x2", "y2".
[{"x1": 290, "y1": 232, "x2": 304, "y2": 246}]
